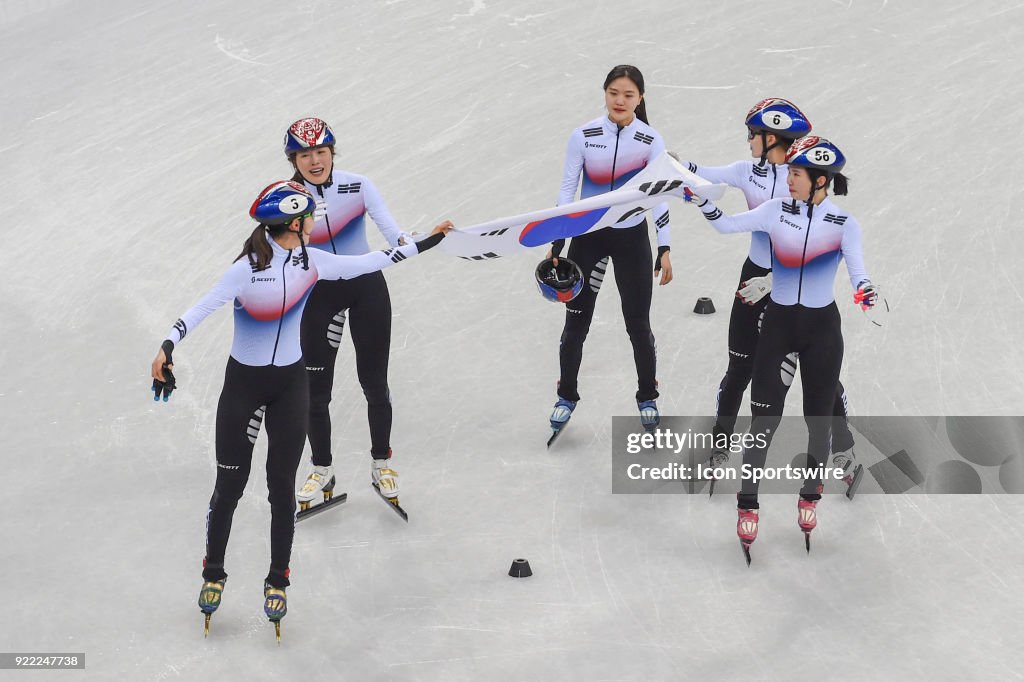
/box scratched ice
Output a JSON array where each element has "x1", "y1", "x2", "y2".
[{"x1": 0, "y1": 0, "x2": 1021, "y2": 679}]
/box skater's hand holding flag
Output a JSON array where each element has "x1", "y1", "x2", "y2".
[{"x1": 440, "y1": 152, "x2": 726, "y2": 260}]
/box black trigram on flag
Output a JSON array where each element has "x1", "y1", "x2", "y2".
[
  {"x1": 582, "y1": 127, "x2": 603, "y2": 138},
  {"x1": 752, "y1": 165, "x2": 768, "y2": 177},
  {"x1": 782, "y1": 201, "x2": 800, "y2": 215},
  {"x1": 639, "y1": 179, "x2": 682, "y2": 196},
  {"x1": 460, "y1": 252, "x2": 501, "y2": 261},
  {"x1": 823, "y1": 213, "x2": 848, "y2": 225},
  {"x1": 480, "y1": 228, "x2": 509, "y2": 237},
  {"x1": 634, "y1": 132, "x2": 654, "y2": 145},
  {"x1": 337, "y1": 183, "x2": 361, "y2": 194}
]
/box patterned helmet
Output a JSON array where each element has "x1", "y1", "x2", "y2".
[
  {"x1": 745, "y1": 98, "x2": 812, "y2": 137},
  {"x1": 249, "y1": 180, "x2": 315, "y2": 225},
  {"x1": 283, "y1": 117, "x2": 336, "y2": 157},
  {"x1": 535, "y1": 257, "x2": 584, "y2": 303},
  {"x1": 785, "y1": 136, "x2": 846, "y2": 174}
]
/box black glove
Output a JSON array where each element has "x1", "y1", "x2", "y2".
[
  {"x1": 550, "y1": 238, "x2": 566, "y2": 259},
  {"x1": 654, "y1": 246, "x2": 670, "y2": 274},
  {"x1": 152, "y1": 340, "x2": 177, "y2": 402}
]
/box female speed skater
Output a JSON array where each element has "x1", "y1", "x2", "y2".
[
  {"x1": 281, "y1": 117, "x2": 415, "y2": 514},
  {"x1": 546, "y1": 64, "x2": 675, "y2": 443},
  {"x1": 682, "y1": 99, "x2": 860, "y2": 496},
  {"x1": 687, "y1": 135, "x2": 880, "y2": 563},
  {"x1": 149, "y1": 180, "x2": 452, "y2": 638}
]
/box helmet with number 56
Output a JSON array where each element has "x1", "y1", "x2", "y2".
[{"x1": 785, "y1": 136, "x2": 846, "y2": 174}]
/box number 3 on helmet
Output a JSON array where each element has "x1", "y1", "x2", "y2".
[
  {"x1": 535, "y1": 257, "x2": 584, "y2": 303},
  {"x1": 249, "y1": 180, "x2": 315, "y2": 225}
]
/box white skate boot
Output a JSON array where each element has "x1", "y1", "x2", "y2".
[
  {"x1": 372, "y1": 458, "x2": 399, "y2": 499},
  {"x1": 296, "y1": 465, "x2": 335, "y2": 511}
]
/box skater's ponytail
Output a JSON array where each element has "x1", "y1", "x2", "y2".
[
  {"x1": 832, "y1": 172, "x2": 849, "y2": 196},
  {"x1": 603, "y1": 64, "x2": 649, "y2": 125},
  {"x1": 235, "y1": 224, "x2": 275, "y2": 271}
]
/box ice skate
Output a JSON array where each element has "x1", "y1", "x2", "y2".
[
  {"x1": 737, "y1": 508, "x2": 759, "y2": 566},
  {"x1": 637, "y1": 399, "x2": 660, "y2": 432},
  {"x1": 547, "y1": 398, "x2": 577, "y2": 447},
  {"x1": 704, "y1": 447, "x2": 730, "y2": 497},
  {"x1": 798, "y1": 497, "x2": 818, "y2": 553},
  {"x1": 198, "y1": 578, "x2": 226, "y2": 637},
  {"x1": 297, "y1": 465, "x2": 335, "y2": 511},
  {"x1": 831, "y1": 449, "x2": 864, "y2": 500},
  {"x1": 263, "y1": 582, "x2": 287, "y2": 643},
  {"x1": 372, "y1": 456, "x2": 408, "y2": 521}
]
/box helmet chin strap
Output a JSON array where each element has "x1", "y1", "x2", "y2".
[
  {"x1": 803, "y1": 171, "x2": 830, "y2": 219},
  {"x1": 758, "y1": 131, "x2": 790, "y2": 166}
]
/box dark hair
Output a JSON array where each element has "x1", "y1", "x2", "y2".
[
  {"x1": 603, "y1": 65, "x2": 648, "y2": 124},
  {"x1": 235, "y1": 224, "x2": 277, "y2": 271},
  {"x1": 809, "y1": 170, "x2": 850, "y2": 197}
]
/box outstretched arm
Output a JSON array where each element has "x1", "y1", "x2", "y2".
[
  {"x1": 692, "y1": 195, "x2": 776, "y2": 235},
  {"x1": 151, "y1": 261, "x2": 247, "y2": 398},
  {"x1": 680, "y1": 159, "x2": 747, "y2": 188},
  {"x1": 312, "y1": 221, "x2": 454, "y2": 280}
]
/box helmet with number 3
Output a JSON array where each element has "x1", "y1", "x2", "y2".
[
  {"x1": 785, "y1": 136, "x2": 846, "y2": 174},
  {"x1": 745, "y1": 98, "x2": 812, "y2": 137},
  {"x1": 283, "y1": 117, "x2": 337, "y2": 157},
  {"x1": 535, "y1": 257, "x2": 584, "y2": 303},
  {"x1": 249, "y1": 180, "x2": 315, "y2": 225}
]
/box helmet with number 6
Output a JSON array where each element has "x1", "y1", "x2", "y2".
[
  {"x1": 785, "y1": 136, "x2": 846, "y2": 174},
  {"x1": 283, "y1": 117, "x2": 336, "y2": 157},
  {"x1": 249, "y1": 180, "x2": 315, "y2": 225},
  {"x1": 535, "y1": 257, "x2": 584, "y2": 303},
  {"x1": 745, "y1": 98, "x2": 812, "y2": 137}
]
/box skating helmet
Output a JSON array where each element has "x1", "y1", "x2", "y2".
[
  {"x1": 745, "y1": 98, "x2": 812, "y2": 137},
  {"x1": 535, "y1": 257, "x2": 584, "y2": 303},
  {"x1": 283, "y1": 117, "x2": 336, "y2": 157},
  {"x1": 249, "y1": 180, "x2": 315, "y2": 225},
  {"x1": 785, "y1": 136, "x2": 846, "y2": 174}
]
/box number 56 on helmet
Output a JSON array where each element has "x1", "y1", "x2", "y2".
[{"x1": 535, "y1": 257, "x2": 584, "y2": 303}]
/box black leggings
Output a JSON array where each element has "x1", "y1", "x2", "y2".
[
  {"x1": 301, "y1": 271, "x2": 392, "y2": 463},
  {"x1": 738, "y1": 301, "x2": 843, "y2": 509},
  {"x1": 557, "y1": 222, "x2": 657, "y2": 403},
  {"x1": 202, "y1": 358, "x2": 308, "y2": 588},
  {"x1": 716, "y1": 258, "x2": 854, "y2": 453}
]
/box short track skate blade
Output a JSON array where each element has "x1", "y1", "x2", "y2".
[
  {"x1": 740, "y1": 541, "x2": 752, "y2": 567},
  {"x1": 708, "y1": 477, "x2": 717, "y2": 498},
  {"x1": 547, "y1": 423, "x2": 568, "y2": 448},
  {"x1": 204, "y1": 613, "x2": 211, "y2": 638},
  {"x1": 845, "y1": 464, "x2": 865, "y2": 500},
  {"x1": 373, "y1": 483, "x2": 409, "y2": 522},
  {"x1": 274, "y1": 621, "x2": 281, "y2": 644},
  {"x1": 804, "y1": 532, "x2": 811, "y2": 553},
  {"x1": 296, "y1": 492, "x2": 348, "y2": 522}
]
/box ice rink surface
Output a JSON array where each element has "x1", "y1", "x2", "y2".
[{"x1": 1, "y1": 0, "x2": 1023, "y2": 679}]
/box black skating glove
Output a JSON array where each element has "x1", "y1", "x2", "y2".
[
  {"x1": 654, "y1": 246, "x2": 670, "y2": 273},
  {"x1": 550, "y1": 238, "x2": 566, "y2": 259},
  {"x1": 152, "y1": 340, "x2": 177, "y2": 402}
]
